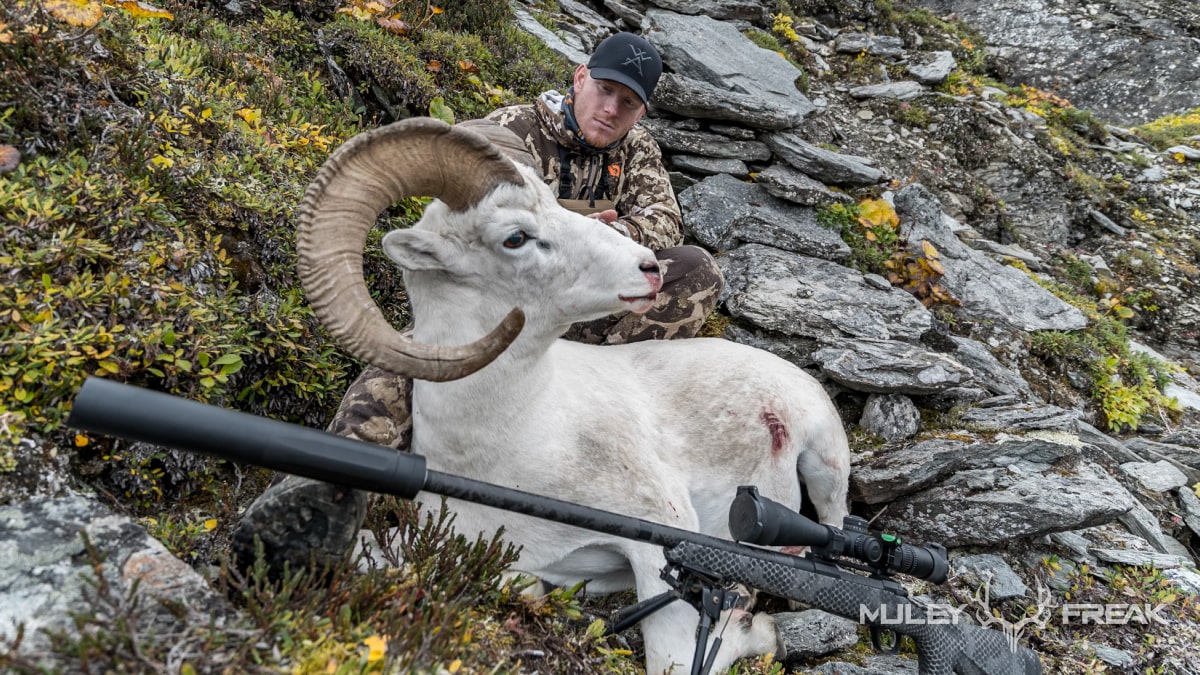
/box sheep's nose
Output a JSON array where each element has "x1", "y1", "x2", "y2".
[{"x1": 640, "y1": 259, "x2": 663, "y2": 292}]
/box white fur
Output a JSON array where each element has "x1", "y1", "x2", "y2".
[{"x1": 380, "y1": 165, "x2": 851, "y2": 674}]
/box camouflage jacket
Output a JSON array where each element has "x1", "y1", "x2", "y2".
[{"x1": 486, "y1": 91, "x2": 683, "y2": 250}]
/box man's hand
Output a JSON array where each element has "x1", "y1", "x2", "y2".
[
  {"x1": 586, "y1": 209, "x2": 619, "y2": 224},
  {"x1": 587, "y1": 209, "x2": 631, "y2": 238}
]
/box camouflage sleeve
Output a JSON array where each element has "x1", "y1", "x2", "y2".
[{"x1": 615, "y1": 127, "x2": 683, "y2": 250}]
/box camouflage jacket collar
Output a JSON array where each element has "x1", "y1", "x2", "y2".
[{"x1": 535, "y1": 89, "x2": 623, "y2": 155}]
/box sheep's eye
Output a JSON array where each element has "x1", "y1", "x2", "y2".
[{"x1": 503, "y1": 231, "x2": 529, "y2": 249}]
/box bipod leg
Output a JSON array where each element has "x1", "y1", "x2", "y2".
[
  {"x1": 693, "y1": 582, "x2": 739, "y2": 675},
  {"x1": 605, "y1": 590, "x2": 679, "y2": 635}
]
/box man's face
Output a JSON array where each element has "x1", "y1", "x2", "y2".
[{"x1": 571, "y1": 65, "x2": 646, "y2": 148}]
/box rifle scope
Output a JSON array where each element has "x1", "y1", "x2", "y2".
[{"x1": 729, "y1": 486, "x2": 948, "y2": 583}]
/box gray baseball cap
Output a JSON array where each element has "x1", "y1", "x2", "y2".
[{"x1": 587, "y1": 32, "x2": 663, "y2": 106}]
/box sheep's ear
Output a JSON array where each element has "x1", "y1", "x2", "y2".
[{"x1": 381, "y1": 229, "x2": 457, "y2": 272}]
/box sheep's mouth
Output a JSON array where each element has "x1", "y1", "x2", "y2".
[{"x1": 619, "y1": 292, "x2": 658, "y2": 313}]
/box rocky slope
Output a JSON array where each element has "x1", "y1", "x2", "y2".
[{"x1": 4, "y1": 0, "x2": 1200, "y2": 673}]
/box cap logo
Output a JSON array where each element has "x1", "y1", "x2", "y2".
[{"x1": 622, "y1": 45, "x2": 652, "y2": 77}]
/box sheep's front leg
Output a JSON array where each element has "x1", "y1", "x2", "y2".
[{"x1": 628, "y1": 547, "x2": 782, "y2": 674}]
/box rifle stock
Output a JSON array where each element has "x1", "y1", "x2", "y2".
[
  {"x1": 666, "y1": 542, "x2": 1041, "y2": 675},
  {"x1": 67, "y1": 378, "x2": 1041, "y2": 675}
]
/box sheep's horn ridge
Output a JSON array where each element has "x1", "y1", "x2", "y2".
[{"x1": 297, "y1": 117, "x2": 526, "y2": 381}]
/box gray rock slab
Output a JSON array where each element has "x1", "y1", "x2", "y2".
[
  {"x1": 643, "y1": 11, "x2": 815, "y2": 119},
  {"x1": 959, "y1": 403, "x2": 1082, "y2": 433},
  {"x1": 953, "y1": 553, "x2": 1029, "y2": 599},
  {"x1": 851, "y1": 438, "x2": 970, "y2": 504},
  {"x1": 1085, "y1": 643, "x2": 1134, "y2": 669},
  {"x1": 860, "y1": 393, "x2": 921, "y2": 442},
  {"x1": 1179, "y1": 487, "x2": 1200, "y2": 538},
  {"x1": 1, "y1": 494, "x2": 234, "y2": 658},
  {"x1": 558, "y1": 0, "x2": 618, "y2": 31},
  {"x1": 641, "y1": 118, "x2": 772, "y2": 161},
  {"x1": 849, "y1": 81, "x2": 927, "y2": 100},
  {"x1": 1120, "y1": 460, "x2": 1190, "y2": 492},
  {"x1": 1076, "y1": 421, "x2": 1144, "y2": 464},
  {"x1": 895, "y1": 184, "x2": 1087, "y2": 331},
  {"x1": 774, "y1": 609, "x2": 858, "y2": 659},
  {"x1": 950, "y1": 336, "x2": 1037, "y2": 400},
  {"x1": 1050, "y1": 530, "x2": 1097, "y2": 565},
  {"x1": 814, "y1": 338, "x2": 974, "y2": 395},
  {"x1": 1123, "y1": 438, "x2": 1200, "y2": 483},
  {"x1": 852, "y1": 434, "x2": 1081, "y2": 504},
  {"x1": 922, "y1": 386, "x2": 993, "y2": 411},
  {"x1": 762, "y1": 132, "x2": 885, "y2": 186},
  {"x1": 756, "y1": 163, "x2": 854, "y2": 206},
  {"x1": 1091, "y1": 548, "x2": 1190, "y2": 569},
  {"x1": 877, "y1": 461, "x2": 1137, "y2": 547},
  {"x1": 719, "y1": 244, "x2": 932, "y2": 342},
  {"x1": 651, "y1": 73, "x2": 807, "y2": 130},
  {"x1": 968, "y1": 239, "x2": 1045, "y2": 271},
  {"x1": 681, "y1": 175, "x2": 849, "y2": 259},
  {"x1": 907, "y1": 50, "x2": 956, "y2": 85},
  {"x1": 1116, "y1": 498, "x2": 1193, "y2": 560},
  {"x1": 834, "y1": 32, "x2": 905, "y2": 58},
  {"x1": 723, "y1": 324, "x2": 821, "y2": 368},
  {"x1": 511, "y1": 5, "x2": 588, "y2": 65},
  {"x1": 1159, "y1": 430, "x2": 1200, "y2": 449},
  {"x1": 643, "y1": 0, "x2": 767, "y2": 22},
  {"x1": 670, "y1": 154, "x2": 749, "y2": 177},
  {"x1": 603, "y1": 0, "x2": 644, "y2": 27},
  {"x1": 1162, "y1": 566, "x2": 1200, "y2": 594}
]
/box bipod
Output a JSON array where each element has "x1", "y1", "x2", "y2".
[{"x1": 605, "y1": 562, "x2": 742, "y2": 675}]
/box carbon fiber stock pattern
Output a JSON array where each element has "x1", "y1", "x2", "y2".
[{"x1": 665, "y1": 542, "x2": 1041, "y2": 675}]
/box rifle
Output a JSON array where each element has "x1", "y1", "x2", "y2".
[{"x1": 67, "y1": 378, "x2": 1042, "y2": 675}]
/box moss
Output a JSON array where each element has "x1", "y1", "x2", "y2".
[
  {"x1": 1026, "y1": 267, "x2": 1179, "y2": 432},
  {"x1": 892, "y1": 101, "x2": 933, "y2": 128},
  {"x1": 1132, "y1": 106, "x2": 1200, "y2": 150}
]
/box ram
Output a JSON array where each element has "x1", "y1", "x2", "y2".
[{"x1": 297, "y1": 118, "x2": 851, "y2": 674}]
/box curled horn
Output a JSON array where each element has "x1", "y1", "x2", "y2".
[{"x1": 297, "y1": 118, "x2": 526, "y2": 381}]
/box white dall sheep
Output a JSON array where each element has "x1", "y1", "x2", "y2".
[{"x1": 297, "y1": 118, "x2": 851, "y2": 674}]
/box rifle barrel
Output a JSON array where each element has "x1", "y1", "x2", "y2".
[{"x1": 67, "y1": 378, "x2": 816, "y2": 573}]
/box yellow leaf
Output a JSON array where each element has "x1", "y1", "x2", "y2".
[
  {"x1": 447, "y1": 659, "x2": 462, "y2": 673},
  {"x1": 236, "y1": 107, "x2": 262, "y2": 125},
  {"x1": 362, "y1": 635, "x2": 387, "y2": 662},
  {"x1": 432, "y1": 5, "x2": 444, "y2": 13},
  {"x1": 0, "y1": 21, "x2": 12, "y2": 44},
  {"x1": 203, "y1": 518, "x2": 218, "y2": 531},
  {"x1": 75, "y1": 434, "x2": 89, "y2": 447},
  {"x1": 46, "y1": 0, "x2": 103, "y2": 28},
  {"x1": 920, "y1": 240, "x2": 940, "y2": 259},
  {"x1": 106, "y1": 0, "x2": 173, "y2": 20},
  {"x1": 857, "y1": 197, "x2": 899, "y2": 229}
]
